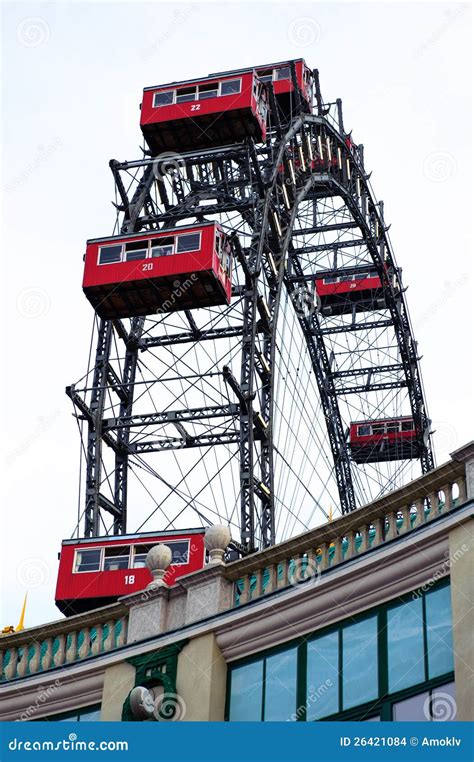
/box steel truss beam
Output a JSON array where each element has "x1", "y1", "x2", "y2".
[{"x1": 73, "y1": 93, "x2": 434, "y2": 546}]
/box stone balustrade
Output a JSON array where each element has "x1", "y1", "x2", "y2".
[
  {"x1": 0, "y1": 603, "x2": 128, "y2": 682},
  {"x1": 1, "y1": 443, "x2": 472, "y2": 682},
  {"x1": 224, "y1": 447, "x2": 470, "y2": 606}
]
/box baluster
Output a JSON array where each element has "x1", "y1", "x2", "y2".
[
  {"x1": 306, "y1": 549, "x2": 317, "y2": 578},
  {"x1": 332, "y1": 539, "x2": 342, "y2": 565},
  {"x1": 253, "y1": 569, "x2": 263, "y2": 599},
  {"x1": 318, "y1": 543, "x2": 328, "y2": 572},
  {"x1": 345, "y1": 531, "x2": 355, "y2": 559},
  {"x1": 412, "y1": 498, "x2": 426, "y2": 528},
  {"x1": 77, "y1": 628, "x2": 90, "y2": 660},
  {"x1": 372, "y1": 518, "x2": 383, "y2": 546},
  {"x1": 399, "y1": 505, "x2": 410, "y2": 534},
  {"x1": 385, "y1": 512, "x2": 396, "y2": 541},
  {"x1": 427, "y1": 492, "x2": 438, "y2": 521},
  {"x1": 65, "y1": 631, "x2": 78, "y2": 662},
  {"x1": 116, "y1": 618, "x2": 127, "y2": 647},
  {"x1": 358, "y1": 525, "x2": 369, "y2": 553},
  {"x1": 265, "y1": 564, "x2": 277, "y2": 593},
  {"x1": 5, "y1": 649, "x2": 18, "y2": 680},
  {"x1": 91, "y1": 624, "x2": 103, "y2": 656},
  {"x1": 277, "y1": 560, "x2": 289, "y2": 589},
  {"x1": 238, "y1": 575, "x2": 250, "y2": 604},
  {"x1": 17, "y1": 647, "x2": 29, "y2": 678},
  {"x1": 29, "y1": 642, "x2": 41, "y2": 675},
  {"x1": 442, "y1": 484, "x2": 453, "y2": 511},
  {"x1": 41, "y1": 638, "x2": 53, "y2": 671},
  {"x1": 54, "y1": 635, "x2": 66, "y2": 667}
]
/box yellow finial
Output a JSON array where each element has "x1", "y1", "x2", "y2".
[
  {"x1": 328, "y1": 504, "x2": 333, "y2": 522},
  {"x1": 16, "y1": 593, "x2": 28, "y2": 632}
]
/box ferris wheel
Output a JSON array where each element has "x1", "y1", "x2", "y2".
[{"x1": 67, "y1": 59, "x2": 434, "y2": 553}]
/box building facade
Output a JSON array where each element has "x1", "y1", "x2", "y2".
[{"x1": 1, "y1": 442, "x2": 472, "y2": 723}]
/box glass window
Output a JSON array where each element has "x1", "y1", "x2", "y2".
[
  {"x1": 176, "y1": 232, "x2": 201, "y2": 253},
  {"x1": 151, "y1": 244, "x2": 173, "y2": 258},
  {"x1": 229, "y1": 660, "x2": 263, "y2": 721},
  {"x1": 342, "y1": 616, "x2": 378, "y2": 709},
  {"x1": 176, "y1": 87, "x2": 196, "y2": 103},
  {"x1": 323, "y1": 276, "x2": 338, "y2": 284},
  {"x1": 74, "y1": 548, "x2": 101, "y2": 573},
  {"x1": 153, "y1": 91, "x2": 174, "y2": 108},
  {"x1": 132, "y1": 540, "x2": 190, "y2": 568},
  {"x1": 354, "y1": 273, "x2": 366, "y2": 280},
  {"x1": 387, "y1": 597, "x2": 424, "y2": 693},
  {"x1": 264, "y1": 649, "x2": 297, "y2": 721},
  {"x1": 386, "y1": 422, "x2": 400, "y2": 432},
  {"x1": 365, "y1": 715, "x2": 381, "y2": 721},
  {"x1": 275, "y1": 67, "x2": 291, "y2": 80},
  {"x1": 198, "y1": 83, "x2": 218, "y2": 100},
  {"x1": 98, "y1": 244, "x2": 122, "y2": 265},
  {"x1": 431, "y1": 682, "x2": 456, "y2": 721},
  {"x1": 103, "y1": 546, "x2": 129, "y2": 571},
  {"x1": 220, "y1": 79, "x2": 241, "y2": 96},
  {"x1": 358, "y1": 425, "x2": 371, "y2": 436},
  {"x1": 426, "y1": 586, "x2": 454, "y2": 678},
  {"x1": 259, "y1": 72, "x2": 273, "y2": 83},
  {"x1": 393, "y1": 691, "x2": 429, "y2": 721},
  {"x1": 372, "y1": 424, "x2": 385, "y2": 435},
  {"x1": 125, "y1": 241, "x2": 148, "y2": 261},
  {"x1": 402, "y1": 420, "x2": 414, "y2": 432},
  {"x1": 307, "y1": 631, "x2": 339, "y2": 720}
]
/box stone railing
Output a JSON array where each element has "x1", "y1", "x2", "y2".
[
  {"x1": 1, "y1": 443, "x2": 472, "y2": 679},
  {"x1": 224, "y1": 444, "x2": 472, "y2": 606},
  {"x1": 0, "y1": 603, "x2": 128, "y2": 682}
]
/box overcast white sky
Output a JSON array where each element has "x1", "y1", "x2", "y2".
[{"x1": 1, "y1": 0, "x2": 472, "y2": 627}]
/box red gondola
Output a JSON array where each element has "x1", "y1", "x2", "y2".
[
  {"x1": 255, "y1": 59, "x2": 313, "y2": 116},
  {"x1": 82, "y1": 222, "x2": 233, "y2": 320},
  {"x1": 315, "y1": 267, "x2": 398, "y2": 316},
  {"x1": 349, "y1": 417, "x2": 421, "y2": 464},
  {"x1": 55, "y1": 529, "x2": 207, "y2": 616},
  {"x1": 140, "y1": 70, "x2": 268, "y2": 154}
]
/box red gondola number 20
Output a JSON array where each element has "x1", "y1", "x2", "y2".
[{"x1": 142, "y1": 262, "x2": 153, "y2": 272}]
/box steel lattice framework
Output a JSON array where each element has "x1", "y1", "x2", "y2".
[{"x1": 68, "y1": 68, "x2": 434, "y2": 551}]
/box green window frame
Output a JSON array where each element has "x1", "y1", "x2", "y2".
[{"x1": 226, "y1": 579, "x2": 454, "y2": 722}]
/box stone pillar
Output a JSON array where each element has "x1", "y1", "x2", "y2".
[
  {"x1": 101, "y1": 662, "x2": 136, "y2": 721},
  {"x1": 448, "y1": 518, "x2": 474, "y2": 721},
  {"x1": 451, "y1": 441, "x2": 474, "y2": 499},
  {"x1": 176, "y1": 632, "x2": 227, "y2": 721},
  {"x1": 123, "y1": 586, "x2": 170, "y2": 644}
]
